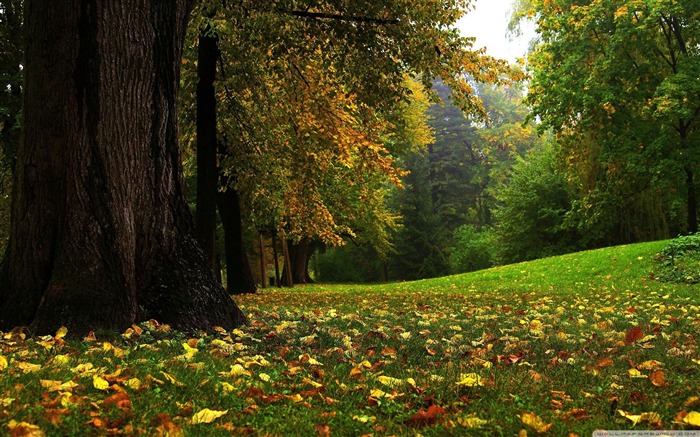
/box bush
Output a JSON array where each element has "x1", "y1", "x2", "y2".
[
  {"x1": 449, "y1": 225, "x2": 494, "y2": 274},
  {"x1": 653, "y1": 233, "x2": 700, "y2": 284},
  {"x1": 312, "y1": 245, "x2": 385, "y2": 283}
]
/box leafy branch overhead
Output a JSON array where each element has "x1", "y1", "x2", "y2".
[{"x1": 181, "y1": 0, "x2": 520, "y2": 248}]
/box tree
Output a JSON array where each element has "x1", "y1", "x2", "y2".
[
  {"x1": 526, "y1": 0, "x2": 699, "y2": 237},
  {"x1": 0, "y1": 0, "x2": 246, "y2": 335}
]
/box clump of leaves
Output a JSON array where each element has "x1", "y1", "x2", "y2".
[{"x1": 653, "y1": 234, "x2": 700, "y2": 284}]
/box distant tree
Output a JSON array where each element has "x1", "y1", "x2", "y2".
[{"x1": 492, "y1": 142, "x2": 581, "y2": 264}]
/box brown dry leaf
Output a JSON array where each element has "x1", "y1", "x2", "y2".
[
  {"x1": 406, "y1": 405, "x2": 446, "y2": 428},
  {"x1": 521, "y1": 412, "x2": 553, "y2": 434},
  {"x1": 595, "y1": 357, "x2": 614, "y2": 369},
  {"x1": 314, "y1": 423, "x2": 330, "y2": 437},
  {"x1": 381, "y1": 347, "x2": 397, "y2": 358},
  {"x1": 625, "y1": 327, "x2": 643, "y2": 344},
  {"x1": 104, "y1": 391, "x2": 131, "y2": 410}
]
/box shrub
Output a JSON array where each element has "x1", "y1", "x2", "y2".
[{"x1": 653, "y1": 233, "x2": 700, "y2": 284}]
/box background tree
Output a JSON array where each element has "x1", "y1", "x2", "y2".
[
  {"x1": 526, "y1": 0, "x2": 699, "y2": 241},
  {"x1": 0, "y1": 0, "x2": 246, "y2": 335}
]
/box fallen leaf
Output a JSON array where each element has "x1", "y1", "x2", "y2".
[
  {"x1": 7, "y1": 419, "x2": 45, "y2": 437},
  {"x1": 0, "y1": 355, "x2": 8, "y2": 371},
  {"x1": 406, "y1": 405, "x2": 445, "y2": 428},
  {"x1": 314, "y1": 423, "x2": 330, "y2": 437},
  {"x1": 92, "y1": 375, "x2": 110, "y2": 391},
  {"x1": 595, "y1": 357, "x2": 614, "y2": 369},
  {"x1": 625, "y1": 327, "x2": 643, "y2": 344},
  {"x1": 54, "y1": 327, "x2": 68, "y2": 340},
  {"x1": 682, "y1": 411, "x2": 700, "y2": 427},
  {"x1": 376, "y1": 375, "x2": 404, "y2": 388},
  {"x1": 456, "y1": 373, "x2": 484, "y2": 387},
  {"x1": 458, "y1": 415, "x2": 488, "y2": 428},
  {"x1": 191, "y1": 409, "x2": 228, "y2": 425},
  {"x1": 637, "y1": 360, "x2": 663, "y2": 371},
  {"x1": 521, "y1": 412, "x2": 553, "y2": 433},
  {"x1": 649, "y1": 370, "x2": 666, "y2": 387}
]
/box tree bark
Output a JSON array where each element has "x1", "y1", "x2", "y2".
[
  {"x1": 195, "y1": 20, "x2": 219, "y2": 268},
  {"x1": 217, "y1": 186, "x2": 256, "y2": 294},
  {"x1": 282, "y1": 238, "x2": 313, "y2": 285},
  {"x1": 0, "y1": 0, "x2": 246, "y2": 335}
]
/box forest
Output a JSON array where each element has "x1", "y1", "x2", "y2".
[
  {"x1": 0, "y1": 0, "x2": 697, "y2": 303},
  {"x1": 0, "y1": 0, "x2": 698, "y2": 434}
]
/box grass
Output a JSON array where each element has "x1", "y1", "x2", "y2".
[{"x1": 1, "y1": 240, "x2": 699, "y2": 435}]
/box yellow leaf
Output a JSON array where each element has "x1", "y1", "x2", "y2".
[
  {"x1": 221, "y1": 364, "x2": 251, "y2": 377},
  {"x1": 302, "y1": 377, "x2": 323, "y2": 388},
  {"x1": 458, "y1": 415, "x2": 488, "y2": 428},
  {"x1": 637, "y1": 360, "x2": 663, "y2": 371},
  {"x1": 376, "y1": 375, "x2": 404, "y2": 388},
  {"x1": 161, "y1": 371, "x2": 184, "y2": 386},
  {"x1": 521, "y1": 412, "x2": 553, "y2": 433},
  {"x1": 628, "y1": 368, "x2": 646, "y2": 378},
  {"x1": 18, "y1": 362, "x2": 42, "y2": 373},
  {"x1": 55, "y1": 326, "x2": 68, "y2": 340},
  {"x1": 125, "y1": 378, "x2": 141, "y2": 390},
  {"x1": 682, "y1": 411, "x2": 700, "y2": 427},
  {"x1": 40, "y1": 380, "x2": 78, "y2": 393},
  {"x1": 93, "y1": 375, "x2": 109, "y2": 391},
  {"x1": 399, "y1": 332, "x2": 412, "y2": 340},
  {"x1": 52, "y1": 354, "x2": 71, "y2": 366},
  {"x1": 258, "y1": 373, "x2": 271, "y2": 382},
  {"x1": 456, "y1": 373, "x2": 484, "y2": 387},
  {"x1": 220, "y1": 382, "x2": 235, "y2": 393},
  {"x1": 191, "y1": 408, "x2": 228, "y2": 425},
  {"x1": 352, "y1": 415, "x2": 375, "y2": 423},
  {"x1": 0, "y1": 355, "x2": 7, "y2": 371},
  {"x1": 6, "y1": 420, "x2": 45, "y2": 437}
]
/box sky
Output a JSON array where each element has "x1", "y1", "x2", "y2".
[{"x1": 456, "y1": 0, "x2": 536, "y2": 63}]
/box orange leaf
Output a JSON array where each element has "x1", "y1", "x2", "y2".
[
  {"x1": 625, "y1": 327, "x2": 643, "y2": 343},
  {"x1": 649, "y1": 370, "x2": 666, "y2": 387},
  {"x1": 595, "y1": 357, "x2": 614, "y2": 369},
  {"x1": 314, "y1": 424, "x2": 330, "y2": 437},
  {"x1": 406, "y1": 405, "x2": 446, "y2": 428}
]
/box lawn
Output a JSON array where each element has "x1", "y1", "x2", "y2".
[{"x1": 1, "y1": 240, "x2": 699, "y2": 435}]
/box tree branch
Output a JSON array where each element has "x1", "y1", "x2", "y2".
[{"x1": 278, "y1": 9, "x2": 399, "y2": 25}]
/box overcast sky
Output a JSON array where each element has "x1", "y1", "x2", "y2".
[{"x1": 457, "y1": 0, "x2": 536, "y2": 63}]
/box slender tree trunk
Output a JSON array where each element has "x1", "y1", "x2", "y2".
[
  {"x1": 281, "y1": 238, "x2": 293, "y2": 287},
  {"x1": 258, "y1": 232, "x2": 266, "y2": 288},
  {"x1": 686, "y1": 166, "x2": 698, "y2": 234},
  {"x1": 217, "y1": 186, "x2": 256, "y2": 294},
  {"x1": 0, "y1": 0, "x2": 246, "y2": 335},
  {"x1": 272, "y1": 231, "x2": 281, "y2": 287},
  {"x1": 195, "y1": 21, "x2": 219, "y2": 268}
]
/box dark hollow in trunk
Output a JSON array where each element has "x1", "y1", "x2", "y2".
[{"x1": 0, "y1": 0, "x2": 246, "y2": 336}]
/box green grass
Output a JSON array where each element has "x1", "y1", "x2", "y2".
[{"x1": 1, "y1": 240, "x2": 699, "y2": 435}]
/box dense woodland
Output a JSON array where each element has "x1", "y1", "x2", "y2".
[{"x1": 0, "y1": 0, "x2": 697, "y2": 333}]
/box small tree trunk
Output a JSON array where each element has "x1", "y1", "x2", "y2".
[
  {"x1": 217, "y1": 186, "x2": 256, "y2": 294},
  {"x1": 258, "y1": 232, "x2": 266, "y2": 289},
  {"x1": 0, "y1": 0, "x2": 246, "y2": 335},
  {"x1": 281, "y1": 238, "x2": 294, "y2": 287},
  {"x1": 272, "y1": 231, "x2": 281, "y2": 287},
  {"x1": 686, "y1": 166, "x2": 698, "y2": 234}
]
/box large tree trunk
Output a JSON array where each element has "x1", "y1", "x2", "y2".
[
  {"x1": 282, "y1": 238, "x2": 313, "y2": 285},
  {"x1": 195, "y1": 18, "x2": 219, "y2": 268},
  {"x1": 217, "y1": 186, "x2": 256, "y2": 294},
  {"x1": 0, "y1": 0, "x2": 246, "y2": 335}
]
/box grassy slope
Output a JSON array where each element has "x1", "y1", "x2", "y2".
[{"x1": 1, "y1": 240, "x2": 699, "y2": 435}]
